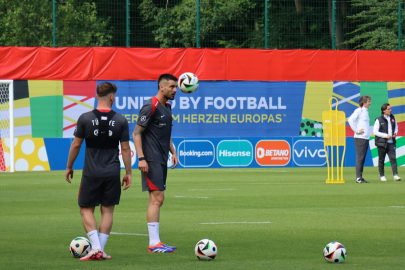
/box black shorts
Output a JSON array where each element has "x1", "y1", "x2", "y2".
[
  {"x1": 141, "y1": 162, "x2": 167, "y2": 191},
  {"x1": 78, "y1": 175, "x2": 121, "y2": 207}
]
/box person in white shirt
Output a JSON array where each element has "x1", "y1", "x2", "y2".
[
  {"x1": 348, "y1": 95, "x2": 372, "y2": 183},
  {"x1": 373, "y1": 103, "x2": 401, "y2": 181}
]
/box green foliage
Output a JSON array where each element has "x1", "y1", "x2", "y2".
[
  {"x1": 345, "y1": 0, "x2": 404, "y2": 50},
  {"x1": 0, "y1": 0, "x2": 112, "y2": 47},
  {"x1": 139, "y1": 0, "x2": 260, "y2": 48},
  {"x1": 266, "y1": 1, "x2": 331, "y2": 49},
  {"x1": 138, "y1": 0, "x2": 334, "y2": 49}
]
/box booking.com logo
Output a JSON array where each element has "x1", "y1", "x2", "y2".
[{"x1": 177, "y1": 140, "x2": 215, "y2": 167}]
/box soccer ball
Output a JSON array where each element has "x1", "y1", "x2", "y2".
[
  {"x1": 323, "y1": 242, "x2": 347, "y2": 263},
  {"x1": 70, "y1": 237, "x2": 92, "y2": 258},
  {"x1": 195, "y1": 239, "x2": 217, "y2": 260},
  {"x1": 178, "y1": 72, "x2": 199, "y2": 94}
]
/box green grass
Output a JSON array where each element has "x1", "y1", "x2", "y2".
[{"x1": 1, "y1": 167, "x2": 405, "y2": 269}]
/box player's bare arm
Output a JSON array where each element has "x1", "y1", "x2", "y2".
[
  {"x1": 65, "y1": 137, "x2": 84, "y2": 183},
  {"x1": 133, "y1": 124, "x2": 149, "y2": 173},
  {"x1": 169, "y1": 138, "x2": 178, "y2": 169},
  {"x1": 120, "y1": 141, "x2": 132, "y2": 190}
]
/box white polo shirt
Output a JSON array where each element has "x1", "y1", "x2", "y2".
[{"x1": 348, "y1": 107, "x2": 371, "y2": 139}]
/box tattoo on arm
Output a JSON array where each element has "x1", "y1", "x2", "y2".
[{"x1": 133, "y1": 125, "x2": 146, "y2": 136}]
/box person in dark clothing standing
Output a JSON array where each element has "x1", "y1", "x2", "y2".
[
  {"x1": 65, "y1": 82, "x2": 132, "y2": 261},
  {"x1": 133, "y1": 74, "x2": 178, "y2": 253},
  {"x1": 373, "y1": 103, "x2": 401, "y2": 182}
]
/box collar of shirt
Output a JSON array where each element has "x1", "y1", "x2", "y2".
[{"x1": 384, "y1": 114, "x2": 390, "y2": 120}]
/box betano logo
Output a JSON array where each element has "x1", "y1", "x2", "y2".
[{"x1": 255, "y1": 140, "x2": 291, "y2": 166}]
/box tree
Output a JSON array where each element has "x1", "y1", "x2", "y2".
[
  {"x1": 344, "y1": 0, "x2": 403, "y2": 50},
  {"x1": 139, "y1": 0, "x2": 259, "y2": 48},
  {"x1": 267, "y1": 1, "x2": 331, "y2": 49},
  {"x1": 138, "y1": 0, "x2": 338, "y2": 49},
  {"x1": 327, "y1": 0, "x2": 349, "y2": 49},
  {"x1": 0, "y1": 0, "x2": 112, "y2": 47}
]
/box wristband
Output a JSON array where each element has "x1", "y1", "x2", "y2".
[{"x1": 138, "y1": 157, "x2": 145, "y2": 161}]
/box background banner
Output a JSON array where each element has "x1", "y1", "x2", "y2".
[{"x1": 1, "y1": 48, "x2": 405, "y2": 171}]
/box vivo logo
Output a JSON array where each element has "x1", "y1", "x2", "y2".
[
  {"x1": 293, "y1": 140, "x2": 327, "y2": 167},
  {"x1": 294, "y1": 147, "x2": 325, "y2": 158}
]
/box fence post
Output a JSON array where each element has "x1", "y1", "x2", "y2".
[
  {"x1": 196, "y1": 0, "x2": 200, "y2": 48},
  {"x1": 332, "y1": 1, "x2": 336, "y2": 49},
  {"x1": 399, "y1": 2, "x2": 403, "y2": 50},
  {"x1": 265, "y1": 0, "x2": 268, "y2": 49},
  {"x1": 53, "y1": 0, "x2": 57, "y2": 47},
  {"x1": 126, "y1": 0, "x2": 130, "y2": 47}
]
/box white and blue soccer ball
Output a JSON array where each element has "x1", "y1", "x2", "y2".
[
  {"x1": 323, "y1": 241, "x2": 346, "y2": 263},
  {"x1": 195, "y1": 239, "x2": 217, "y2": 260},
  {"x1": 70, "y1": 237, "x2": 92, "y2": 258},
  {"x1": 178, "y1": 72, "x2": 199, "y2": 94}
]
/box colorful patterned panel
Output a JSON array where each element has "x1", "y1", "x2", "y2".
[
  {"x1": 302, "y1": 82, "x2": 333, "y2": 123},
  {"x1": 360, "y1": 82, "x2": 388, "y2": 125},
  {"x1": 27, "y1": 81, "x2": 64, "y2": 138},
  {"x1": 332, "y1": 81, "x2": 360, "y2": 125},
  {"x1": 30, "y1": 96, "x2": 63, "y2": 138},
  {"x1": 28, "y1": 80, "x2": 63, "y2": 98},
  {"x1": 299, "y1": 118, "x2": 323, "y2": 137},
  {"x1": 387, "y1": 83, "x2": 405, "y2": 136},
  {"x1": 63, "y1": 81, "x2": 96, "y2": 138},
  {"x1": 0, "y1": 138, "x2": 8, "y2": 171},
  {"x1": 13, "y1": 81, "x2": 31, "y2": 138},
  {"x1": 13, "y1": 138, "x2": 50, "y2": 171}
]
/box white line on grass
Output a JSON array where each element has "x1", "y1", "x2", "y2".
[
  {"x1": 200, "y1": 221, "x2": 272, "y2": 225},
  {"x1": 389, "y1": 206, "x2": 405, "y2": 208},
  {"x1": 174, "y1": 196, "x2": 210, "y2": 198},
  {"x1": 189, "y1": 188, "x2": 236, "y2": 191},
  {"x1": 110, "y1": 232, "x2": 148, "y2": 236}
]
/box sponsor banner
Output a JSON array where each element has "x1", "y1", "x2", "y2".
[
  {"x1": 177, "y1": 140, "x2": 215, "y2": 168},
  {"x1": 99, "y1": 80, "x2": 306, "y2": 138},
  {"x1": 293, "y1": 139, "x2": 327, "y2": 167},
  {"x1": 255, "y1": 140, "x2": 291, "y2": 166},
  {"x1": 217, "y1": 140, "x2": 253, "y2": 167},
  {"x1": 37, "y1": 137, "x2": 376, "y2": 170}
]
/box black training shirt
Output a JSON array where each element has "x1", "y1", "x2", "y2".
[
  {"x1": 74, "y1": 109, "x2": 129, "y2": 177},
  {"x1": 136, "y1": 97, "x2": 173, "y2": 165}
]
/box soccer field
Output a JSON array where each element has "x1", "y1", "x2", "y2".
[{"x1": 1, "y1": 167, "x2": 405, "y2": 270}]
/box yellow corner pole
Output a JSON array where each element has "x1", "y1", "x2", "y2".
[{"x1": 323, "y1": 97, "x2": 346, "y2": 183}]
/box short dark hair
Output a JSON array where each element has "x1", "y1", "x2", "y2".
[
  {"x1": 359, "y1": 95, "x2": 371, "y2": 106},
  {"x1": 381, "y1": 103, "x2": 390, "y2": 113},
  {"x1": 97, "y1": 82, "x2": 117, "y2": 97},
  {"x1": 158, "y1": 74, "x2": 178, "y2": 90}
]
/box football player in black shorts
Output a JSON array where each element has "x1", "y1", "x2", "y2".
[
  {"x1": 65, "y1": 82, "x2": 132, "y2": 260},
  {"x1": 133, "y1": 74, "x2": 178, "y2": 253}
]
